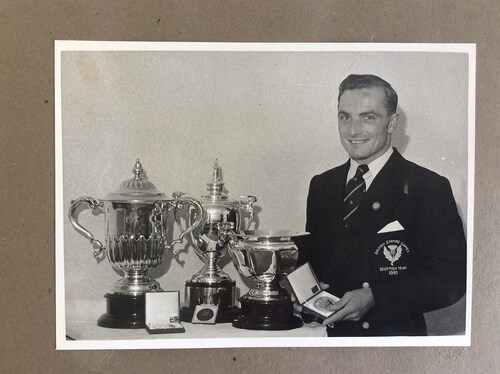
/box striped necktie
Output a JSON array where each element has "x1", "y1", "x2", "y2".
[{"x1": 343, "y1": 164, "x2": 369, "y2": 222}]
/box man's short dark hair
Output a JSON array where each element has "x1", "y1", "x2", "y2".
[{"x1": 338, "y1": 74, "x2": 398, "y2": 115}]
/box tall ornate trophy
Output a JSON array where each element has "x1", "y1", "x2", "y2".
[
  {"x1": 69, "y1": 159, "x2": 203, "y2": 328},
  {"x1": 219, "y1": 225, "x2": 306, "y2": 330},
  {"x1": 179, "y1": 160, "x2": 257, "y2": 323}
]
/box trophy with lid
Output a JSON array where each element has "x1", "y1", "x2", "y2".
[
  {"x1": 178, "y1": 160, "x2": 257, "y2": 323},
  {"x1": 68, "y1": 159, "x2": 203, "y2": 328},
  {"x1": 218, "y1": 225, "x2": 307, "y2": 330}
]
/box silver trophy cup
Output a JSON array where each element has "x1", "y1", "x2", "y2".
[
  {"x1": 68, "y1": 159, "x2": 203, "y2": 328},
  {"x1": 178, "y1": 160, "x2": 256, "y2": 323},
  {"x1": 220, "y1": 226, "x2": 307, "y2": 330}
]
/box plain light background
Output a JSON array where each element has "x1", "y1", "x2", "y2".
[
  {"x1": 1, "y1": 1, "x2": 498, "y2": 373},
  {"x1": 61, "y1": 48, "x2": 469, "y2": 335}
]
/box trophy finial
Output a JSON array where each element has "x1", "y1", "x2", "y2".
[
  {"x1": 133, "y1": 159, "x2": 144, "y2": 179},
  {"x1": 205, "y1": 159, "x2": 226, "y2": 198},
  {"x1": 212, "y1": 158, "x2": 223, "y2": 182}
]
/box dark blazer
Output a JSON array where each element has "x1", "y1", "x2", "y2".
[{"x1": 298, "y1": 148, "x2": 466, "y2": 336}]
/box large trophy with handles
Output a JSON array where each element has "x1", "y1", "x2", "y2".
[
  {"x1": 69, "y1": 159, "x2": 203, "y2": 328},
  {"x1": 179, "y1": 160, "x2": 257, "y2": 323}
]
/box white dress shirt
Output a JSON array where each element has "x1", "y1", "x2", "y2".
[{"x1": 346, "y1": 147, "x2": 393, "y2": 190}]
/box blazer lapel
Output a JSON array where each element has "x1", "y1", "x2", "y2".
[
  {"x1": 325, "y1": 160, "x2": 350, "y2": 227},
  {"x1": 325, "y1": 149, "x2": 408, "y2": 275}
]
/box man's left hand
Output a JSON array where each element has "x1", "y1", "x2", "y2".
[{"x1": 322, "y1": 287, "x2": 375, "y2": 325}]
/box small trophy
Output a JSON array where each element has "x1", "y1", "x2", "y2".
[
  {"x1": 68, "y1": 159, "x2": 203, "y2": 328},
  {"x1": 219, "y1": 225, "x2": 306, "y2": 330},
  {"x1": 178, "y1": 160, "x2": 257, "y2": 323}
]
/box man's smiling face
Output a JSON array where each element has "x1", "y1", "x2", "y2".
[{"x1": 338, "y1": 87, "x2": 398, "y2": 164}]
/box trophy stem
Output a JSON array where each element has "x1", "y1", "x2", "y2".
[
  {"x1": 201, "y1": 251, "x2": 221, "y2": 278},
  {"x1": 259, "y1": 280, "x2": 275, "y2": 297},
  {"x1": 248, "y1": 279, "x2": 281, "y2": 299},
  {"x1": 113, "y1": 269, "x2": 160, "y2": 295}
]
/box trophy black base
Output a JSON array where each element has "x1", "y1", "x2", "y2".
[
  {"x1": 232, "y1": 297, "x2": 303, "y2": 330},
  {"x1": 180, "y1": 280, "x2": 239, "y2": 323},
  {"x1": 97, "y1": 293, "x2": 145, "y2": 329},
  {"x1": 180, "y1": 305, "x2": 240, "y2": 323}
]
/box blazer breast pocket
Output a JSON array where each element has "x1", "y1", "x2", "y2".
[{"x1": 372, "y1": 225, "x2": 413, "y2": 278}]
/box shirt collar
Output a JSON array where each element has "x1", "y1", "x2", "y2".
[{"x1": 347, "y1": 147, "x2": 394, "y2": 189}]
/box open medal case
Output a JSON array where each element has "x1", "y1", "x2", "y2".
[
  {"x1": 145, "y1": 291, "x2": 185, "y2": 334},
  {"x1": 284, "y1": 262, "x2": 340, "y2": 320}
]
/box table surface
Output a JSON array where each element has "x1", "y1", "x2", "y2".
[
  {"x1": 64, "y1": 297, "x2": 327, "y2": 346},
  {"x1": 66, "y1": 319, "x2": 327, "y2": 340}
]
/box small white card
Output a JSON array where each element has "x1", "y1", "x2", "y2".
[{"x1": 377, "y1": 220, "x2": 405, "y2": 233}]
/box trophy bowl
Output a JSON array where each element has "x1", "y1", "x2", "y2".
[{"x1": 225, "y1": 229, "x2": 308, "y2": 330}]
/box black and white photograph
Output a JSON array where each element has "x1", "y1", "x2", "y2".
[{"x1": 55, "y1": 41, "x2": 474, "y2": 349}]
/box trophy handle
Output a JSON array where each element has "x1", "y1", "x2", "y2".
[
  {"x1": 238, "y1": 195, "x2": 257, "y2": 231},
  {"x1": 168, "y1": 192, "x2": 204, "y2": 255},
  {"x1": 68, "y1": 196, "x2": 105, "y2": 257}
]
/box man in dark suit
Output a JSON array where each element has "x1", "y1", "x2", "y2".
[{"x1": 296, "y1": 74, "x2": 466, "y2": 337}]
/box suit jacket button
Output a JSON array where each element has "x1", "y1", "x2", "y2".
[
  {"x1": 372, "y1": 201, "x2": 381, "y2": 211},
  {"x1": 362, "y1": 282, "x2": 370, "y2": 289},
  {"x1": 362, "y1": 322, "x2": 370, "y2": 329}
]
